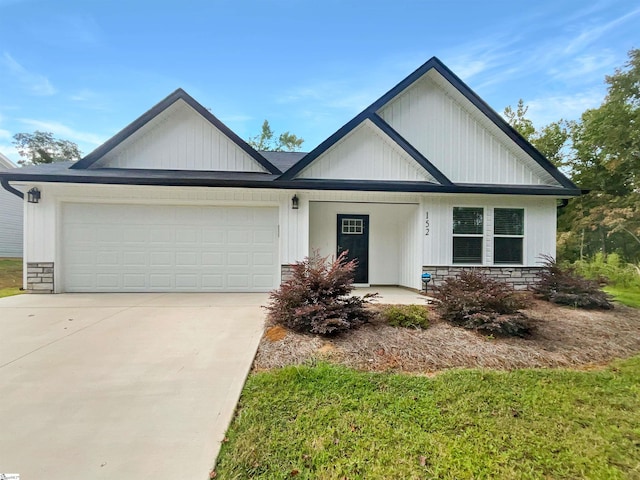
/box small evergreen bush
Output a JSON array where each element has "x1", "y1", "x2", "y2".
[
  {"x1": 265, "y1": 252, "x2": 378, "y2": 336},
  {"x1": 382, "y1": 304, "x2": 430, "y2": 329},
  {"x1": 532, "y1": 255, "x2": 613, "y2": 309},
  {"x1": 434, "y1": 270, "x2": 531, "y2": 337}
]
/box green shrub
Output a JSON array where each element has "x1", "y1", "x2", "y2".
[
  {"x1": 382, "y1": 305, "x2": 430, "y2": 329},
  {"x1": 265, "y1": 251, "x2": 378, "y2": 336},
  {"x1": 434, "y1": 270, "x2": 531, "y2": 337},
  {"x1": 532, "y1": 255, "x2": 613, "y2": 309},
  {"x1": 574, "y1": 253, "x2": 640, "y2": 289}
]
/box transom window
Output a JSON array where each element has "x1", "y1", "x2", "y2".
[
  {"x1": 341, "y1": 218, "x2": 364, "y2": 235},
  {"x1": 494, "y1": 208, "x2": 524, "y2": 264},
  {"x1": 452, "y1": 207, "x2": 483, "y2": 264}
]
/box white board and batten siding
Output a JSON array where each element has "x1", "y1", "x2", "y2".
[
  {"x1": 378, "y1": 70, "x2": 560, "y2": 186},
  {"x1": 298, "y1": 120, "x2": 437, "y2": 182},
  {"x1": 0, "y1": 156, "x2": 23, "y2": 257},
  {"x1": 21, "y1": 182, "x2": 558, "y2": 292},
  {"x1": 92, "y1": 99, "x2": 267, "y2": 172},
  {"x1": 421, "y1": 196, "x2": 557, "y2": 267}
]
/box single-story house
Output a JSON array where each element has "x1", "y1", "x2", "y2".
[
  {"x1": 0, "y1": 152, "x2": 23, "y2": 258},
  {"x1": 0, "y1": 57, "x2": 580, "y2": 294}
]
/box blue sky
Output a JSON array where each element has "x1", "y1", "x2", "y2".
[{"x1": 0, "y1": 0, "x2": 637, "y2": 163}]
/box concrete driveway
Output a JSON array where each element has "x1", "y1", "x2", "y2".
[{"x1": 0, "y1": 292, "x2": 266, "y2": 479}]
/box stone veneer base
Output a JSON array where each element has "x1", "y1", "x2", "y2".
[
  {"x1": 27, "y1": 262, "x2": 54, "y2": 293},
  {"x1": 281, "y1": 264, "x2": 295, "y2": 283},
  {"x1": 422, "y1": 265, "x2": 542, "y2": 290}
]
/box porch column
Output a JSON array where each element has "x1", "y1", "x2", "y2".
[{"x1": 279, "y1": 193, "x2": 309, "y2": 281}]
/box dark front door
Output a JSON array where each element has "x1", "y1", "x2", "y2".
[{"x1": 337, "y1": 214, "x2": 369, "y2": 283}]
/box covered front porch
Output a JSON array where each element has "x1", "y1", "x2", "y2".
[{"x1": 308, "y1": 200, "x2": 423, "y2": 290}]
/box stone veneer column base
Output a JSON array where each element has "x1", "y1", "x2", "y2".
[
  {"x1": 281, "y1": 264, "x2": 295, "y2": 283},
  {"x1": 422, "y1": 265, "x2": 542, "y2": 290},
  {"x1": 27, "y1": 262, "x2": 54, "y2": 293}
]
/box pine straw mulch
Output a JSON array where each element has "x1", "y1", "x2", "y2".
[{"x1": 254, "y1": 297, "x2": 640, "y2": 373}]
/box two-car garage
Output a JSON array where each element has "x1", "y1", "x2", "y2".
[{"x1": 61, "y1": 203, "x2": 279, "y2": 292}]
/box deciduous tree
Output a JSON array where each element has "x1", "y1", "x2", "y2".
[
  {"x1": 247, "y1": 120, "x2": 304, "y2": 152},
  {"x1": 12, "y1": 131, "x2": 82, "y2": 165}
]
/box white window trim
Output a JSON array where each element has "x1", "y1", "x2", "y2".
[
  {"x1": 493, "y1": 207, "x2": 526, "y2": 265},
  {"x1": 341, "y1": 218, "x2": 364, "y2": 235},
  {"x1": 452, "y1": 206, "x2": 484, "y2": 265}
]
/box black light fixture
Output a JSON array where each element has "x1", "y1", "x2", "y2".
[
  {"x1": 291, "y1": 194, "x2": 299, "y2": 210},
  {"x1": 27, "y1": 187, "x2": 41, "y2": 204}
]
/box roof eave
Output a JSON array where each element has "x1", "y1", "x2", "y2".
[{"x1": 0, "y1": 171, "x2": 582, "y2": 196}]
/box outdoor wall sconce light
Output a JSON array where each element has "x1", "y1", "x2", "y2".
[
  {"x1": 291, "y1": 194, "x2": 299, "y2": 210},
  {"x1": 27, "y1": 187, "x2": 41, "y2": 204}
]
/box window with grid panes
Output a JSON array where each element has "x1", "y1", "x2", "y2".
[
  {"x1": 452, "y1": 207, "x2": 483, "y2": 264},
  {"x1": 494, "y1": 208, "x2": 524, "y2": 264}
]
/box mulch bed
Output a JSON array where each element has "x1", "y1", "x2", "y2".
[{"x1": 254, "y1": 297, "x2": 640, "y2": 373}]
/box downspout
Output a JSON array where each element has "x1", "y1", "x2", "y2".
[{"x1": 1, "y1": 178, "x2": 24, "y2": 199}]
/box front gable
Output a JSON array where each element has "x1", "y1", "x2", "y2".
[
  {"x1": 377, "y1": 70, "x2": 559, "y2": 186},
  {"x1": 72, "y1": 89, "x2": 280, "y2": 174},
  {"x1": 297, "y1": 119, "x2": 438, "y2": 183},
  {"x1": 282, "y1": 57, "x2": 578, "y2": 193}
]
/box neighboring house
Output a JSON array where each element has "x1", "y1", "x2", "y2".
[
  {"x1": 0, "y1": 57, "x2": 579, "y2": 294},
  {"x1": 0, "y1": 153, "x2": 23, "y2": 258}
]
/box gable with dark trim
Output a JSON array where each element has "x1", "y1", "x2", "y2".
[
  {"x1": 281, "y1": 57, "x2": 578, "y2": 191},
  {"x1": 71, "y1": 88, "x2": 282, "y2": 175}
]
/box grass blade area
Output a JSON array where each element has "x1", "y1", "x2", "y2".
[
  {"x1": 215, "y1": 359, "x2": 640, "y2": 479},
  {"x1": 604, "y1": 286, "x2": 640, "y2": 308},
  {"x1": 0, "y1": 257, "x2": 23, "y2": 298}
]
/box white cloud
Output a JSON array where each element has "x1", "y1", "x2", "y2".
[
  {"x1": 2, "y1": 52, "x2": 56, "y2": 96},
  {"x1": 526, "y1": 89, "x2": 605, "y2": 126},
  {"x1": 69, "y1": 88, "x2": 97, "y2": 102},
  {"x1": 0, "y1": 142, "x2": 21, "y2": 164},
  {"x1": 548, "y1": 51, "x2": 619, "y2": 81},
  {"x1": 19, "y1": 118, "x2": 104, "y2": 146},
  {"x1": 563, "y1": 7, "x2": 640, "y2": 55},
  {"x1": 277, "y1": 82, "x2": 364, "y2": 118}
]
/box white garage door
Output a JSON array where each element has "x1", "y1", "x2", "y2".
[{"x1": 62, "y1": 203, "x2": 279, "y2": 292}]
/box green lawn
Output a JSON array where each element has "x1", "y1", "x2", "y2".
[
  {"x1": 0, "y1": 257, "x2": 23, "y2": 298},
  {"x1": 215, "y1": 359, "x2": 640, "y2": 479},
  {"x1": 604, "y1": 286, "x2": 640, "y2": 308}
]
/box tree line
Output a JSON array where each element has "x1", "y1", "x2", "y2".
[{"x1": 504, "y1": 49, "x2": 639, "y2": 264}]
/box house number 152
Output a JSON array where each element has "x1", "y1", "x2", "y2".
[{"x1": 425, "y1": 212, "x2": 430, "y2": 236}]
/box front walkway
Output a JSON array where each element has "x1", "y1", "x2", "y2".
[
  {"x1": 0, "y1": 293, "x2": 266, "y2": 479},
  {"x1": 354, "y1": 286, "x2": 432, "y2": 304}
]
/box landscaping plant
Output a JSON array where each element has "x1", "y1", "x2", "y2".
[
  {"x1": 265, "y1": 251, "x2": 377, "y2": 336},
  {"x1": 381, "y1": 304, "x2": 430, "y2": 329},
  {"x1": 532, "y1": 255, "x2": 613, "y2": 309},
  {"x1": 574, "y1": 252, "x2": 640, "y2": 289},
  {"x1": 434, "y1": 270, "x2": 531, "y2": 336}
]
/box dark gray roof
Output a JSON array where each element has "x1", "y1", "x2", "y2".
[
  {"x1": 11, "y1": 161, "x2": 76, "y2": 173},
  {"x1": 0, "y1": 163, "x2": 580, "y2": 196},
  {"x1": 259, "y1": 151, "x2": 307, "y2": 173}
]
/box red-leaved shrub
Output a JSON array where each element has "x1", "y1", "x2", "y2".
[
  {"x1": 265, "y1": 251, "x2": 378, "y2": 336},
  {"x1": 532, "y1": 255, "x2": 613, "y2": 309},
  {"x1": 434, "y1": 270, "x2": 531, "y2": 337}
]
